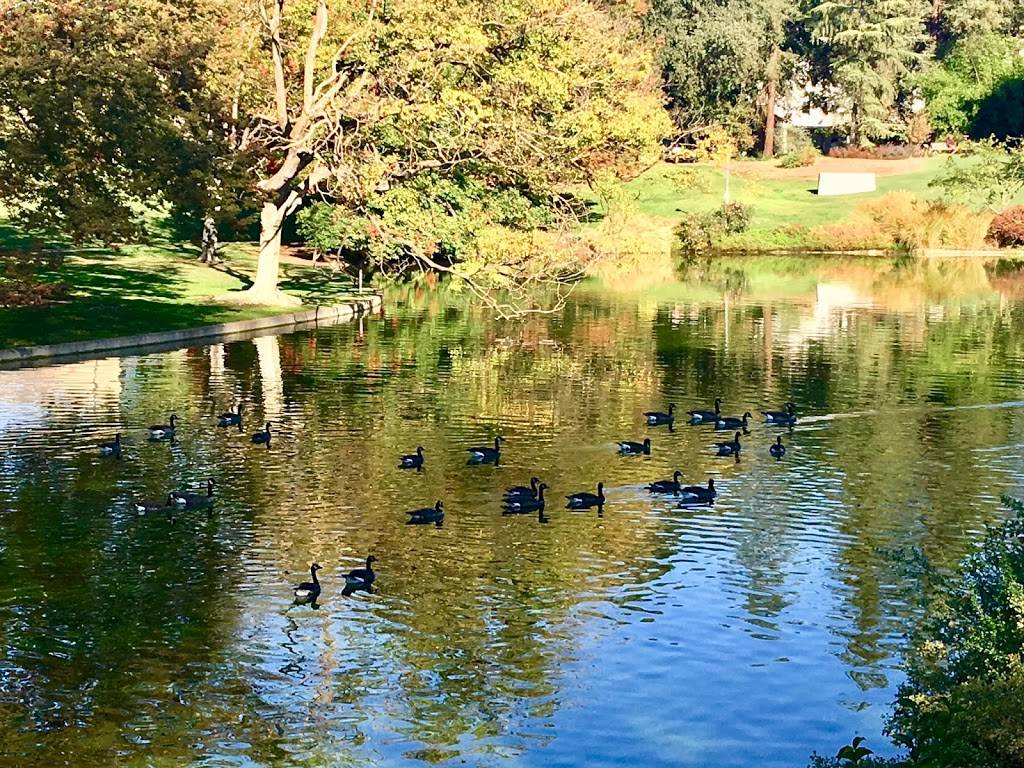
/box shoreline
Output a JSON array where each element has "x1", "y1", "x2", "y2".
[{"x1": 0, "y1": 294, "x2": 382, "y2": 368}]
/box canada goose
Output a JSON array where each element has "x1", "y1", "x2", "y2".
[
  {"x1": 618, "y1": 438, "x2": 652, "y2": 455},
  {"x1": 763, "y1": 402, "x2": 798, "y2": 425},
  {"x1": 770, "y1": 436, "x2": 786, "y2": 458},
  {"x1": 679, "y1": 479, "x2": 717, "y2": 504},
  {"x1": 148, "y1": 414, "x2": 177, "y2": 440},
  {"x1": 294, "y1": 563, "x2": 323, "y2": 603},
  {"x1": 647, "y1": 470, "x2": 683, "y2": 494},
  {"x1": 716, "y1": 412, "x2": 753, "y2": 430},
  {"x1": 251, "y1": 422, "x2": 272, "y2": 445},
  {"x1": 467, "y1": 436, "x2": 502, "y2": 464},
  {"x1": 504, "y1": 484, "x2": 548, "y2": 513},
  {"x1": 344, "y1": 556, "x2": 377, "y2": 589},
  {"x1": 217, "y1": 404, "x2": 242, "y2": 427},
  {"x1": 504, "y1": 477, "x2": 540, "y2": 501},
  {"x1": 566, "y1": 482, "x2": 605, "y2": 509},
  {"x1": 407, "y1": 500, "x2": 445, "y2": 525},
  {"x1": 171, "y1": 478, "x2": 215, "y2": 509},
  {"x1": 644, "y1": 404, "x2": 675, "y2": 426},
  {"x1": 688, "y1": 399, "x2": 722, "y2": 424},
  {"x1": 715, "y1": 432, "x2": 742, "y2": 457},
  {"x1": 399, "y1": 446, "x2": 425, "y2": 469},
  {"x1": 135, "y1": 493, "x2": 174, "y2": 515},
  {"x1": 99, "y1": 434, "x2": 122, "y2": 457}
]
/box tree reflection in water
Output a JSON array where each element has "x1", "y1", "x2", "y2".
[{"x1": 1, "y1": 255, "x2": 1024, "y2": 766}]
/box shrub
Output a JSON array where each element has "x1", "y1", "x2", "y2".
[
  {"x1": 714, "y1": 202, "x2": 752, "y2": 234},
  {"x1": 988, "y1": 205, "x2": 1024, "y2": 247},
  {"x1": 808, "y1": 736, "x2": 907, "y2": 768},
  {"x1": 778, "y1": 147, "x2": 818, "y2": 168},
  {"x1": 775, "y1": 124, "x2": 816, "y2": 155},
  {"x1": 828, "y1": 144, "x2": 923, "y2": 160},
  {"x1": 905, "y1": 112, "x2": 932, "y2": 146},
  {"x1": 813, "y1": 193, "x2": 993, "y2": 251},
  {"x1": 0, "y1": 251, "x2": 70, "y2": 307},
  {"x1": 674, "y1": 211, "x2": 722, "y2": 253},
  {"x1": 888, "y1": 498, "x2": 1024, "y2": 768}
]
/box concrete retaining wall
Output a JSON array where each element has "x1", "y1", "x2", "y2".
[{"x1": 0, "y1": 294, "x2": 382, "y2": 368}]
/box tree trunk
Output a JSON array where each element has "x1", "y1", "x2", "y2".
[
  {"x1": 763, "y1": 48, "x2": 780, "y2": 158},
  {"x1": 239, "y1": 200, "x2": 300, "y2": 306}
]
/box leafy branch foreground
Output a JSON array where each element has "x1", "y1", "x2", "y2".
[{"x1": 812, "y1": 497, "x2": 1024, "y2": 768}]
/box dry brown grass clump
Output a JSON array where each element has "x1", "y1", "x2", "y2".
[{"x1": 814, "y1": 192, "x2": 993, "y2": 251}]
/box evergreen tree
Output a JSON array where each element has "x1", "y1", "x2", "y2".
[{"x1": 807, "y1": 0, "x2": 929, "y2": 143}]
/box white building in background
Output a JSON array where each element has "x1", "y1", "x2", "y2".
[{"x1": 775, "y1": 82, "x2": 849, "y2": 131}]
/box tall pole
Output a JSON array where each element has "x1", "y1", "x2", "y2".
[{"x1": 724, "y1": 156, "x2": 732, "y2": 205}]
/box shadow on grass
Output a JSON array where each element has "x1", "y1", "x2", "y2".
[
  {"x1": 209, "y1": 261, "x2": 254, "y2": 292},
  {"x1": 278, "y1": 264, "x2": 355, "y2": 302},
  {"x1": 59, "y1": 260, "x2": 186, "y2": 302},
  {"x1": 0, "y1": 297, "x2": 275, "y2": 349}
]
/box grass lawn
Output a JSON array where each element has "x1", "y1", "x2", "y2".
[
  {"x1": 625, "y1": 157, "x2": 946, "y2": 226},
  {"x1": 607, "y1": 157, "x2": 956, "y2": 250},
  {"x1": 580, "y1": 155, "x2": 1024, "y2": 253},
  {"x1": 0, "y1": 215, "x2": 360, "y2": 350}
]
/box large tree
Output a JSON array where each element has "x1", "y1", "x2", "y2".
[
  {"x1": 649, "y1": 0, "x2": 794, "y2": 153},
  {"x1": 225, "y1": 0, "x2": 668, "y2": 303}
]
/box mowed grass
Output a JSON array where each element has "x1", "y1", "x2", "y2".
[
  {"x1": 620, "y1": 158, "x2": 951, "y2": 231},
  {"x1": 0, "y1": 215, "x2": 358, "y2": 349}
]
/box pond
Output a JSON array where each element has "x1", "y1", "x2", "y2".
[{"x1": 2, "y1": 254, "x2": 1024, "y2": 767}]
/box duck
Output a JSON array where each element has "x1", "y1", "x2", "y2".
[
  {"x1": 172, "y1": 478, "x2": 215, "y2": 509},
  {"x1": 763, "y1": 402, "x2": 797, "y2": 425},
  {"x1": 344, "y1": 555, "x2": 377, "y2": 589},
  {"x1": 467, "y1": 436, "x2": 502, "y2": 464},
  {"x1": 679, "y1": 478, "x2": 717, "y2": 504},
  {"x1": 688, "y1": 399, "x2": 722, "y2": 424},
  {"x1": 566, "y1": 482, "x2": 605, "y2": 509},
  {"x1": 714, "y1": 432, "x2": 742, "y2": 457},
  {"x1": 644, "y1": 403, "x2": 675, "y2": 426},
  {"x1": 399, "y1": 446, "x2": 425, "y2": 469},
  {"x1": 217, "y1": 403, "x2": 243, "y2": 427},
  {"x1": 99, "y1": 433, "x2": 122, "y2": 457},
  {"x1": 716, "y1": 411, "x2": 752, "y2": 430},
  {"x1": 135, "y1": 493, "x2": 175, "y2": 515},
  {"x1": 770, "y1": 436, "x2": 786, "y2": 458},
  {"x1": 617, "y1": 438, "x2": 651, "y2": 455},
  {"x1": 251, "y1": 422, "x2": 272, "y2": 445},
  {"x1": 148, "y1": 414, "x2": 177, "y2": 440},
  {"x1": 647, "y1": 470, "x2": 683, "y2": 494},
  {"x1": 407, "y1": 500, "x2": 445, "y2": 525},
  {"x1": 504, "y1": 484, "x2": 548, "y2": 513},
  {"x1": 504, "y1": 476, "x2": 541, "y2": 501},
  {"x1": 293, "y1": 563, "x2": 323, "y2": 603}
]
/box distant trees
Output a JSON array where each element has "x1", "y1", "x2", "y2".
[
  {"x1": 649, "y1": 0, "x2": 1022, "y2": 150},
  {"x1": 805, "y1": 0, "x2": 928, "y2": 144},
  {"x1": 648, "y1": 0, "x2": 794, "y2": 153},
  {"x1": 226, "y1": 0, "x2": 669, "y2": 303}
]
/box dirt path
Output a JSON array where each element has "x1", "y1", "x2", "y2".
[{"x1": 733, "y1": 155, "x2": 933, "y2": 181}]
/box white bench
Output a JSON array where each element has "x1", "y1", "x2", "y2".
[{"x1": 817, "y1": 172, "x2": 877, "y2": 196}]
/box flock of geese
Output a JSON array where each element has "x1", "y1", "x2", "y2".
[{"x1": 96, "y1": 398, "x2": 798, "y2": 605}]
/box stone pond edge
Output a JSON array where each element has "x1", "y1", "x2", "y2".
[{"x1": 0, "y1": 294, "x2": 383, "y2": 366}]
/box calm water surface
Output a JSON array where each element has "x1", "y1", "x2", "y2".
[{"x1": 2, "y1": 255, "x2": 1024, "y2": 767}]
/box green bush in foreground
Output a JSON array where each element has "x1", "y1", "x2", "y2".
[
  {"x1": 813, "y1": 498, "x2": 1024, "y2": 768},
  {"x1": 887, "y1": 497, "x2": 1024, "y2": 768}
]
